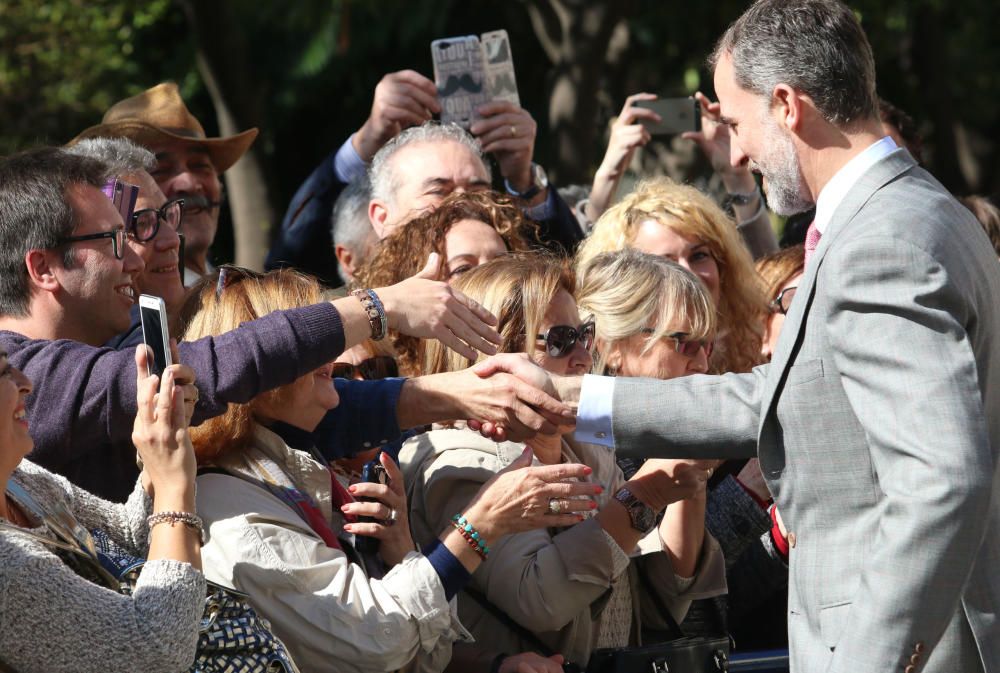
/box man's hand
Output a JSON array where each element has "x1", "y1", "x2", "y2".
[
  {"x1": 399, "y1": 359, "x2": 574, "y2": 442},
  {"x1": 468, "y1": 353, "x2": 579, "y2": 440},
  {"x1": 377, "y1": 253, "x2": 501, "y2": 361},
  {"x1": 470, "y1": 101, "x2": 538, "y2": 195},
  {"x1": 353, "y1": 70, "x2": 441, "y2": 163}
]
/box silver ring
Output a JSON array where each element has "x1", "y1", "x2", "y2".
[
  {"x1": 706, "y1": 467, "x2": 714, "y2": 478},
  {"x1": 510, "y1": 125, "x2": 517, "y2": 138},
  {"x1": 547, "y1": 498, "x2": 562, "y2": 515},
  {"x1": 384, "y1": 508, "x2": 398, "y2": 527}
]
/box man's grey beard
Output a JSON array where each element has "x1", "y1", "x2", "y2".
[{"x1": 751, "y1": 122, "x2": 814, "y2": 216}]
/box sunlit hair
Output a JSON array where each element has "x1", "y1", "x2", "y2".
[
  {"x1": 423, "y1": 252, "x2": 575, "y2": 376},
  {"x1": 575, "y1": 176, "x2": 768, "y2": 374},
  {"x1": 180, "y1": 268, "x2": 323, "y2": 463},
  {"x1": 576, "y1": 249, "x2": 716, "y2": 375},
  {"x1": 355, "y1": 190, "x2": 538, "y2": 376},
  {"x1": 756, "y1": 244, "x2": 805, "y2": 302}
]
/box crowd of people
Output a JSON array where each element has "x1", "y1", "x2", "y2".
[{"x1": 1, "y1": 1, "x2": 999, "y2": 672}]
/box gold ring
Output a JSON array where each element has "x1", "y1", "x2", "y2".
[{"x1": 510, "y1": 125, "x2": 517, "y2": 138}]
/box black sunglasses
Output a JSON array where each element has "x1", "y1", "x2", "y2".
[
  {"x1": 641, "y1": 329, "x2": 714, "y2": 358},
  {"x1": 130, "y1": 197, "x2": 185, "y2": 242},
  {"x1": 770, "y1": 286, "x2": 798, "y2": 315},
  {"x1": 58, "y1": 225, "x2": 128, "y2": 260},
  {"x1": 536, "y1": 321, "x2": 595, "y2": 358},
  {"x1": 331, "y1": 356, "x2": 399, "y2": 381}
]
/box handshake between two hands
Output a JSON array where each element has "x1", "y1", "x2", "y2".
[{"x1": 453, "y1": 352, "x2": 581, "y2": 444}]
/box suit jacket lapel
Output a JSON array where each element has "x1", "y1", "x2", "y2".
[{"x1": 758, "y1": 149, "x2": 918, "y2": 425}]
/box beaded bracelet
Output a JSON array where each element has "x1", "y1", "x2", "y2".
[
  {"x1": 147, "y1": 510, "x2": 205, "y2": 544},
  {"x1": 451, "y1": 513, "x2": 490, "y2": 560},
  {"x1": 351, "y1": 289, "x2": 388, "y2": 341}
]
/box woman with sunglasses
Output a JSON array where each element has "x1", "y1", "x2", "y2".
[
  {"x1": 183, "y1": 268, "x2": 599, "y2": 673},
  {"x1": 575, "y1": 176, "x2": 769, "y2": 377},
  {"x1": 756, "y1": 245, "x2": 805, "y2": 361},
  {"x1": 577, "y1": 248, "x2": 793, "y2": 642},
  {"x1": 402, "y1": 253, "x2": 723, "y2": 669}
]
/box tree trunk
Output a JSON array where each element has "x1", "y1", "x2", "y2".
[
  {"x1": 524, "y1": 0, "x2": 629, "y2": 185},
  {"x1": 178, "y1": 0, "x2": 273, "y2": 271}
]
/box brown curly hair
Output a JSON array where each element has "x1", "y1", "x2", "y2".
[{"x1": 354, "y1": 190, "x2": 538, "y2": 376}]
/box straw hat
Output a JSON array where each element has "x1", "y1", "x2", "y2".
[{"x1": 70, "y1": 82, "x2": 258, "y2": 173}]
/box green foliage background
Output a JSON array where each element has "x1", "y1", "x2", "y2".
[{"x1": 2, "y1": 0, "x2": 997, "y2": 259}]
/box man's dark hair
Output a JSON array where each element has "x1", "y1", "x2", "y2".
[
  {"x1": 710, "y1": 0, "x2": 879, "y2": 127},
  {"x1": 0, "y1": 147, "x2": 109, "y2": 316},
  {"x1": 879, "y1": 98, "x2": 924, "y2": 164}
]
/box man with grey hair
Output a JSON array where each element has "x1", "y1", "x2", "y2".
[
  {"x1": 330, "y1": 177, "x2": 377, "y2": 285},
  {"x1": 267, "y1": 70, "x2": 583, "y2": 284},
  {"x1": 67, "y1": 137, "x2": 187, "y2": 342},
  {"x1": 479, "y1": 1, "x2": 1000, "y2": 671}
]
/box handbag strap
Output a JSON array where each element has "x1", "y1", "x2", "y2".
[
  {"x1": 462, "y1": 586, "x2": 562, "y2": 659},
  {"x1": 635, "y1": 560, "x2": 692, "y2": 641}
]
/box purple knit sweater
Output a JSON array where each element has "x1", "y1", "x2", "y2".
[{"x1": 0, "y1": 303, "x2": 344, "y2": 502}]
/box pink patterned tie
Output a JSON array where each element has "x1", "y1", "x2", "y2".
[{"x1": 804, "y1": 221, "x2": 822, "y2": 265}]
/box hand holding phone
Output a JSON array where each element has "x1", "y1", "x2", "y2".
[
  {"x1": 354, "y1": 455, "x2": 388, "y2": 555},
  {"x1": 634, "y1": 97, "x2": 701, "y2": 136},
  {"x1": 139, "y1": 294, "x2": 173, "y2": 378}
]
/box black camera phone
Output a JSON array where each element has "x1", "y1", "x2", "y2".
[{"x1": 354, "y1": 452, "x2": 388, "y2": 555}]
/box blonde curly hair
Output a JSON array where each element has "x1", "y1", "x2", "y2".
[{"x1": 576, "y1": 177, "x2": 768, "y2": 374}]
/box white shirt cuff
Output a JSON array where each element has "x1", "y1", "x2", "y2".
[
  {"x1": 333, "y1": 134, "x2": 368, "y2": 184},
  {"x1": 574, "y1": 374, "x2": 615, "y2": 448}
]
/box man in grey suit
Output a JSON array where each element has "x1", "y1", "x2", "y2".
[{"x1": 477, "y1": 1, "x2": 1000, "y2": 670}]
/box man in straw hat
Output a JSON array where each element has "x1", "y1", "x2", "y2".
[{"x1": 71, "y1": 82, "x2": 258, "y2": 286}]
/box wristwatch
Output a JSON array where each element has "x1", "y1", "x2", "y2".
[
  {"x1": 613, "y1": 487, "x2": 656, "y2": 534},
  {"x1": 727, "y1": 186, "x2": 760, "y2": 207},
  {"x1": 505, "y1": 162, "x2": 549, "y2": 200}
]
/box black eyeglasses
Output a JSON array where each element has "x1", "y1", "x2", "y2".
[
  {"x1": 536, "y1": 321, "x2": 595, "y2": 358},
  {"x1": 130, "y1": 197, "x2": 185, "y2": 242},
  {"x1": 215, "y1": 264, "x2": 264, "y2": 298},
  {"x1": 642, "y1": 329, "x2": 714, "y2": 358},
  {"x1": 58, "y1": 225, "x2": 128, "y2": 260},
  {"x1": 770, "y1": 286, "x2": 798, "y2": 315},
  {"x1": 331, "y1": 356, "x2": 399, "y2": 381}
]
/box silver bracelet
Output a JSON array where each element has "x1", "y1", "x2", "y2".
[{"x1": 147, "y1": 510, "x2": 205, "y2": 544}]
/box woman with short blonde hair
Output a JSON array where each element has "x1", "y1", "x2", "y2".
[
  {"x1": 576, "y1": 176, "x2": 768, "y2": 375},
  {"x1": 404, "y1": 253, "x2": 723, "y2": 668}
]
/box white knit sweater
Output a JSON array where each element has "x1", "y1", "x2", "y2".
[{"x1": 0, "y1": 460, "x2": 205, "y2": 673}]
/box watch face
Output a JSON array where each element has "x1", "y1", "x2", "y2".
[{"x1": 632, "y1": 505, "x2": 656, "y2": 533}]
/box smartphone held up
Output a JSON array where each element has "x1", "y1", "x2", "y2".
[
  {"x1": 139, "y1": 294, "x2": 172, "y2": 378},
  {"x1": 634, "y1": 97, "x2": 702, "y2": 136}
]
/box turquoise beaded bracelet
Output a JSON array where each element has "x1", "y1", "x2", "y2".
[{"x1": 451, "y1": 513, "x2": 490, "y2": 559}]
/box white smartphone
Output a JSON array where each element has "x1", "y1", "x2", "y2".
[{"x1": 138, "y1": 294, "x2": 173, "y2": 377}]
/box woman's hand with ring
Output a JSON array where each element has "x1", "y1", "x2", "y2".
[
  {"x1": 463, "y1": 447, "x2": 601, "y2": 540},
  {"x1": 342, "y1": 452, "x2": 415, "y2": 567}
]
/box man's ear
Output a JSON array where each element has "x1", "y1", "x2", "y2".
[
  {"x1": 368, "y1": 199, "x2": 390, "y2": 239},
  {"x1": 772, "y1": 83, "x2": 804, "y2": 133},
  {"x1": 24, "y1": 249, "x2": 61, "y2": 294},
  {"x1": 334, "y1": 243, "x2": 355, "y2": 281}
]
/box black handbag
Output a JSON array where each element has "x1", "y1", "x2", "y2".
[
  {"x1": 464, "y1": 564, "x2": 731, "y2": 673},
  {"x1": 585, "y1": 562, "x2": 730, "y2": 673}
]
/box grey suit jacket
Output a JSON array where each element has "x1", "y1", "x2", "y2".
[{"x1": 610, "y1": 149, "x2": 1000, "y2": 673}]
